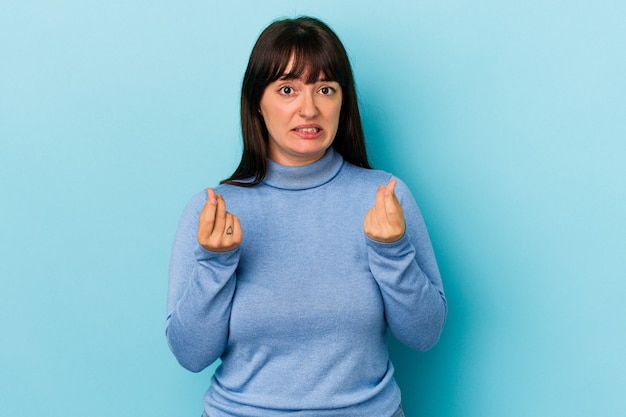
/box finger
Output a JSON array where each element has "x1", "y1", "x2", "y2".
[
  {"x1": 231, "y1": 215, "x2": 242, "y2": 241},
  {"x1": 384, "y1": 179, "x2": 397, "y2": 196},
  {"x1": 383, "y1": 180, "x2": 400, "y2": 218},
  {"x1": 383, "y1": 180, "x2": 405, "y2": 232},
  {"x1": 199, "y1": 188, "x2": 218, "y2": 233},
  {"x1": 383, "y1": 195, "x2": 404, "y2": 229},
  {"x1": 224, "y1": 213, "x2": 235, "y2": 237},
  {"x1": 221, "y1": 214, "x2": 243, "y2": 251},
  {"x1": 374, "y1": 184, "x2": 388, "y2": 225},
  {"x1": 212, "y1": 194, "x2": 227, "y2": 236},
  {"x1": 207, "y1": 188, "x2": 217, "y2": 204}
]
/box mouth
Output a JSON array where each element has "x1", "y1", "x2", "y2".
[
  {"x1": 292, "y1": 125, "x2": 324, "y2": 139},
  {"x1": 293, "y1": 127, "x2": 321, "y2": 134}
]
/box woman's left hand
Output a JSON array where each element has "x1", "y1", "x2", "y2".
[{"x1": 363, "y1": 179, "x2": 406, "y2": 243}]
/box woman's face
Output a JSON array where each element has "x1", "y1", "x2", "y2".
[{"x1": 259, "y1": 66, "x2": 342, "y2": 166}]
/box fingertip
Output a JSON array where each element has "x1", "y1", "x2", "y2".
[
  {"x1": 207, "y1": 188, "x2": 217, "y2": 204},
  {"x1": 215, "y1": 194, "x2": 227, "y2": 213}
]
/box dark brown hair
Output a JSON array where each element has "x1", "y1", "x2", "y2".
[{"x1": 222, "y1": 16, "x2": 370, "y2": 186}]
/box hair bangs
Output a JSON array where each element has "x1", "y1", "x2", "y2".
[{"x1": 267, "y1": 32, "x2": 344, "y2": 85}]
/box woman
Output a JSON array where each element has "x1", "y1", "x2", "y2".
[{"x1": 166, "y1": 16, "x2": 447, "y2": 417}]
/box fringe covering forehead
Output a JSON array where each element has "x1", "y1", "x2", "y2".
[{"x1": 264, "y1": 28, "x2": 346, "y2": 85}]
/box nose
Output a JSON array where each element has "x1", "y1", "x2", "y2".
[{"x1": 299, "y1": 90, "x2": 319, "y2": 119}]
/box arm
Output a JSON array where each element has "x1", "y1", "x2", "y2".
[
  {"x1": 364, "y1": 177, "x2": 447, "y2": 351},
  {"x1": 165, "y1": 189, "x2": 242, "y2": 372}
]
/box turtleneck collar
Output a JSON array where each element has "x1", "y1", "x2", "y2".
[{"x1": 262, "y1": 148, "x2": 344, "y2": 190}]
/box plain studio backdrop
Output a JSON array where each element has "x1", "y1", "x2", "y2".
[{"x1": 1, "y1": 0, "x2": 624, "y2": 416}]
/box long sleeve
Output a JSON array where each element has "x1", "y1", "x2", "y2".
[
  {"x1": 165, "y1": 191, "x2": 240, "y2": 372},
  {"x1": 165, "y1": 152, "x2": 447, "y2": 416},
  {"x1": 365, "y1": 177, "x2": 447, "y2": 352}
]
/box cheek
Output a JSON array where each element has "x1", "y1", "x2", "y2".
[
  {"x1": 332, "y1": 97, "x2": 343, "y2": 118},
  {"x1": 263, "y1": 104, "x2": 292, "y2": 124},
  {"x1": 331, "y1": 103, "x2": 343, "y2": 125}
]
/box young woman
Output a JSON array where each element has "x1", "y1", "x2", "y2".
[{"x1": 166, "y1": 16, "x2": 447, "y2": 417}]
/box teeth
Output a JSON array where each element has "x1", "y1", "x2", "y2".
[{"x1": 296, "y1": 128, "x2": 319, "y2": 133}]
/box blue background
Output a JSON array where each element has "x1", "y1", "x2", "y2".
[{"x1": 1, "y1": 0, "x2": 625, "y2": 416}]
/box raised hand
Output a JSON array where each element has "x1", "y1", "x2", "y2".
[
  {"x1": 197, "y1": 188, "x2": 242, "y2": 252},
  {"x1": 363, "y1": 179, "x2": 406, "y2": 243}
]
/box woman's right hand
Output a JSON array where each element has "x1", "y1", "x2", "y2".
[{"x1": 197, "y1": 188, "x2": 242, "y2": 252}]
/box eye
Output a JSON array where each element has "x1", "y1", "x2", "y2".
[
  {"x1": 279, "y1": 86, "x2": 294, "y2": 95},
  {"x1": 319, "y1": 86, "x2": 335, "y2": 95}
]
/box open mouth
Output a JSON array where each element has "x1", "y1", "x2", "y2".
[{"x1": 294, "y1": 127, "x2": 321, "y2": 133}]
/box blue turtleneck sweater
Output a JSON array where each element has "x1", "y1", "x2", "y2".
[{"x1": 166, "y1": 149, "x2": 447, "y2": 416}]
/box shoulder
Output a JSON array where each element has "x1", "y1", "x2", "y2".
[
  {"x1": 177, "y1": 189, "x2": 208, "y2": 223},
  {"x1": 188, "y1": 182, "x2": 249, "y2": 201},
  {"x1": 341, "y1": 162, "x2": 392, "y2": 183},
  {"x1": 341, "y1": 163, "x2": 414, "y2": 201}
]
